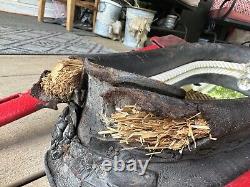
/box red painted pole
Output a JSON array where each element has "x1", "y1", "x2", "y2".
[
  {"x1": 0, "y1": 91, "x2": 45, "y2": 127},
  {"x1": 226, "y1": 171, "x2": 250, "y2": 187}
]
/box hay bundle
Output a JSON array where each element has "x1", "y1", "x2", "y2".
[
  {"x1": 99, "y1": 105, "x2": 214, "y2": 153},
  {"x1": 41, "y1": 59, "x2": 83, "y2": 101}
]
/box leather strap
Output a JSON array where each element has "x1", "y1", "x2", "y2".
[{"x1": 218, "y1": 0, "x2": 237, "y2": 19}]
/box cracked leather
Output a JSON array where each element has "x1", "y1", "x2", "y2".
[
  {"x1": 45, "y1": 57, "x2": 250, "y2": 187},
  {"x1": 32, "y1": 43, "x2": 250, "y2": 103}
]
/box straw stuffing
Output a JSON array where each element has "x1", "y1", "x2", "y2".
[
  {"x1": 41, "y1": 59, "x2": 83, "y2": 101},
  {"x1": 99, "y1": 105, "x2": 215, "y2": 153}
]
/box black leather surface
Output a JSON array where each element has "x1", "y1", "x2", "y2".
[{"x1": 44, "y1": 43, "x2": 250, "y2": 186}]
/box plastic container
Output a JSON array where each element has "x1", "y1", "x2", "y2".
[
  {"x1": 94, "y1": 0, "x2": 122, "y2": 38},
  {"x1": 123, "y1": 7, "x2": 155, "y2": 48}
]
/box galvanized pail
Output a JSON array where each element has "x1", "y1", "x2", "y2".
[
  {"x1": 123, "y1": 7, "x2": 155, "y2": 48},
  {"x1": 94, "y1": 0, "x2": 122, "y2": 38}
]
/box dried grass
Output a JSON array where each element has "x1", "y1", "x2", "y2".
[
  {"x1": 99, "y1": 105, "x2": 214, "y2": 153},
  {"x1": 41, "y1": 59, "x2": 83, "y2": 101}
]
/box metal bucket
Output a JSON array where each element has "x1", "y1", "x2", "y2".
[
  {"x1": 123, "y1": 7, "x2": 155, "y2": 48},
  {"x1": 164, "y1": 15, "x2": 178, "y2": 29},
  {"x1": 94, "y1": 0, "x2": 122, "y2": 38}
]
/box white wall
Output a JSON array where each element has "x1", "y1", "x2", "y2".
[{"x1": 0, "y1": 0, "x2": 55, "y2": 17}]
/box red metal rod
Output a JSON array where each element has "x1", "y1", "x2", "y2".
[
  {"x1": 226, "y1": 171, "x2": 250, "y2": 187},
  {"x1": 0, "y1": 91, "x2": 45, "y2": 127},
  {"x1": 0, "y1": 93, "x2": 20, "y2": 104}
]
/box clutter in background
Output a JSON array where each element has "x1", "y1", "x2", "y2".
[
  {"x1": 93, "y1": 0, "x2": 156, "y2": 48},
  {"x1": 161, "y1": 15, "x2": 179, "y2": 30},
  {"x1": 38, "y1": 0, "x2": 250, "y2": 49},
  {"x1": 51, "y1": 0, "x2": 66, "y2": 19},
  {"x1": 93, "y1": 0, "x2": 250, "y2": 48},
  {"x1": 123, "y1": 7, "x2": 155, "y2": 47},
  {"x1": 227, "y1": 28, "x2": 250, "y2": 46},
  {"x1": 94, "y1": 0, "x2": 123, "y2": 39}
]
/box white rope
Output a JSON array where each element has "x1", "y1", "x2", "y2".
[
  {"x1": 150, "y1": 61, "x2": 247, "y2": 85},
  {"x1": 164, "y1": 68, "x2": 243, "y2": 85}
]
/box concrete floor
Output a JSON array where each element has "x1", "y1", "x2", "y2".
[{"x1": 0, "y1": 56, "x2": 69, "y2": 186}]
